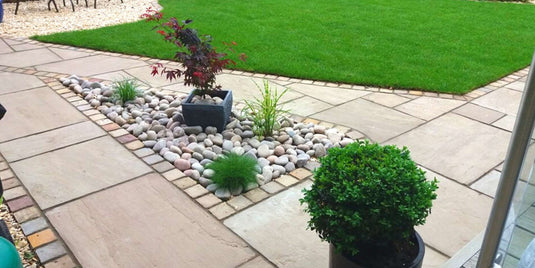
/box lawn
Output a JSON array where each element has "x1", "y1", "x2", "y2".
[{"x1": 33, "y1": 0, "x2": 535, "y2": 94}]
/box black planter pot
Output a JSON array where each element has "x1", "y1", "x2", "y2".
[
  {"x1": 329, "y1": 231, "x2": 425, "y2": 268},
  {"x1": 182, "y1": 90, "x2": 233, "y2": 132}
]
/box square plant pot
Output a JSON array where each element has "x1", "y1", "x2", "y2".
[{"x1": 182, "y1": 90, "x2": 233, "y2": 132}]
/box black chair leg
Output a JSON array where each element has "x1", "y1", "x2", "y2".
[
  {"x1": 85, "y1": 0, "x2": 88, "y2": 7},
  {"x1": 47, "y1": 0, "x2": 58, "y2": 12},
  {"x1": 93, "y1": 0, "x2": 96, "y2": 9},
  {"x1": 15, "y1": 0, "x2": 20, "y2": 14},
  {"x1": 70, "y1": 0, "x2": 75, "y2": 11},
  {"x1": 62, "y1": 0, "x2": 65, "y2": 6}
]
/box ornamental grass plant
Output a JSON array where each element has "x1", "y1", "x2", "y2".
[
  {"x1": 207, "y1": 153, "x2": 258, "y2": 190},
  {"x1": 243, "y1": 80, "x2": 289, "y2": 138},
  {"x1": 112, "y1": 78, "x2": 142, "y2": 104}
]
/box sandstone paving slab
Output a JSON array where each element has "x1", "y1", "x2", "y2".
[
  {"x1": 0, "y1": 121, "x2": 105, "y2": 162},
  {"x1": 312, "y1": 99, "x2": 424, "y2": 142},
  {"x1": 388, "y1": 113, "x2": 510, "y2": 185},
  {"x1": 415, "y1": 169, "x2": 493, "y2": 257},
  {"x1": 11, "y1": 43, "x2": 44, "y2": 51},
  {"x1": 224, "y1": 180, "x2": 329, "y2": 268},
  {"x1": 361, "y1": 92, "x2": 411, "y2": 107},
  {"x1": 0, "y1": 48, "x2": 62, "y2": 68},
  {"x1": 0, "y1": 87, "x2": 86, "y2": 143},
  {"x1": 289, "y1": 83, "x2": 370, "y2": 105},
  {"x1": 504, "y1": 81, "x2": 526, "y2": 92},
  {"x1": 492, "y1": 114, "x2": 516, "y2": 132},
  {"x1": 472, "y1": 88, "x2": 522, "y2": 116},
  {"x1": 424, "y1": 247, "x2": 449, "y2": 268},
  {"x1": 283, "y1": 96, "x2": 332, "y2": 117},
  {"x1": 0, "y1": 39, "x2": 13, "y2": 54},
  {"x1": 0, "y1": 72, "x2": 45, "y2": 94},
  {"x1": 216, "y1": 74, "x2": 302, "y2": 103},
  {"x1": 36, "y1": 55, "x2": 147, "y2": 76},
  {"x1": 10, "y1": 136, "x2": 152, "y2": 209},
  {"x1": 453, "y1": 103, "x2": 505, "y2": 124},
  {"x1": 125, "y1": 65, "x2": 179, "y2": 87},
  {"x1": 395, "y1": 96, "x2": 465, "y2": 121},
  {"x1": 471, "y1": 170, "x2": 501, "y2": 198},
  {"x1": 46, "y1": 173, "x2": 255, "y2": 268},
  {"x1": 48, "y1": 47, "x2": 91, "y2": 60}
]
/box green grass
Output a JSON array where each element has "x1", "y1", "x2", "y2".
[{"x1": 33, "y1": 0, "x2": 535, "y2": 94}]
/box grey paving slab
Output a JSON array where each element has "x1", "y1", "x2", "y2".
[
  {"x1": 395, "y1": 96, "x2": 465, "y2": 121},
  {"x1": 415, "y1": 169, "x2": 493, "y2": 257},
  {"x1": 0, "y1": 39, "x2": 13, "y2": 54},
  {"x1": 0, "y1": 72, "x2": 45, "y2": 94},
  {"x1": 125, "y1": 65, "x2": 178, "y2": 87},
  {"x1": 492, "y1": 114, "x2": 516, "y2": 132},
  {"x1": 2, "y1": 39, "x2": 24, "y2": 46},
  {"x1": 388, "y1": 113, "x2": 510, "y2": 185},
  {"x1": 472, "y1": 88, "x2": 522, "y2": 116},
  {"x1": 283, "y1": 96, "x2": 332, "y2": 117},
  {"x1": 453, "y1": 103, "x2": 505, "y2": 124},
  {"x1": 10, "y1": 136, "x2": 152, "y2": 209},
  {"x1": 0, "y1": 121, "x2": 105, "y2": 162},
  {"x1": 224, "y1": 180, "x2": 329, "y2": 268},
  {"x1": 46, "y1": 173, "x2": 255, "y2": 268},
  {"x1": 361, "y1": 92, "x2": 411, "y2": 107},
  {"x1": 36, "y1": 55, "x2": 147, "y2": 76},
  {"x1": 91, "y1": 70, "x2": 136, "y2": 82},
  {"x1": 471, "y1": 170, "x2": 501, "y2": 198},
  {"x1": 0, "y1": 87, "x2": 86, "y2": 143},
  {"x1": 0, "y1": 48, "x2": 62, "y2": 68},
  {"x1": 239, "y1": 256, "x2": 276, "y2": 268},
  {"x1": 35, "y1": 241, "x2": 67, "y2": 263},
  {"x1": 424, "y1": 247, "x2": 449, "y2": 268},
  {"x1": 312, "y1": 98, "x2": 424, "y2": 142},
  {"x1": 20, "y1": 217, "x2": 48, "y2": 235},
  {"x1": 49, "y1": 47, "x2": 91, "y2": 60},
  {"x1": 289, "y1": 83, "x2": 369, "y2": 105}
]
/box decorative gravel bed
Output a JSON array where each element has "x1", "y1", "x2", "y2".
[
  {"x1": 60, "y1": 74, "x2": 355, "y2": 200},
  {"x1": 0, "y1": 204, "x2": 41, "y2": 267}
]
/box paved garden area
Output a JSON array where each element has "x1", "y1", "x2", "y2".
[{"x1": 0, "y1": 36, "x2": 529, "y2": 267}]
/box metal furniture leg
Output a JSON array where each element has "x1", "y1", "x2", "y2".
[{"x1": 47, "y1": 0, "x2": 59, "y2": 12}]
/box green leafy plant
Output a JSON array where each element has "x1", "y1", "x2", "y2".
[
  {"x1": 242, "y1": 80, "x2": 289, "y2": 137},
  {"x1": 300, "y1": 140, "x2": 438, "y2": 266},
  {"x1": 112, "y1": 78, "x2": 142, "y2": 104},
  {"x1": 207, "y1": 153, "x2": 258, "y2": 190}
]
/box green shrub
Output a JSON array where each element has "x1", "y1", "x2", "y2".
[
  {"x1": 112, "y1": 78, "x2": 142, "y2": 104},
  {"x1": 300, "y1": 140, "x2": 438, "y2": 258},
  {"x1": 243, "y1": 80, "x2": 289, "y2": 138},
  {"x1": 207, "y1": 153, "x2": 258, "y2": 190}
]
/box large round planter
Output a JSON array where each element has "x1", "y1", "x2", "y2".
[
  {"x1": 329, "y1": 231, "x2": 425, "y2": 268},
  {"x1": 0, "y1": 236, "x2": 22, "y2": 268},
  {"x1": 182, "y1": 90, "x2": 233, "y2": 132}
]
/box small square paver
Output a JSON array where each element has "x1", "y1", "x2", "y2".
[
  {"x1": 83, "y1": 109, "x2": 99, "y2": 116},
  {"x1": 395, "y1": 96, "x2": 464, "y2": 121},
  {"x1": 227, "y1": 195, "x2": 253, "y2": 211},
  {"x1": 196, "y1": 193, "x2": 222, "y2": 208},
  {"x1": 471, "y1": 170, "x2": 501, "y2": 198},
  {"x1": 302, "y1": 118, "x2": 320, "y2": 125},
  {"x1": 152, "y1": 161, "x2": 174, "y2": 173},
  {"x1": 275, "y1": 175, "x2": 299, "y2": 187},
  {"x1": 125, "y1": 140, "x2": 144, "y2": 150},
  {"x1": 116, "y1": 134, "x2": 137, "y2": 144},
  {"x1": 109, "y1": 128, "x2": 129, "y2": 137},
  {"x1": 184, "y1": 184, "x2": 209, "y2": 198},
  {"x1": 28, "y1": 229, "x2": 56, "y2": 248},
  {"x1": 21, "y1": 217, "x2": 49, "y2": 235},
  {"x1": 290, "y1": 168, "x2": 312, "y2": 180},
  {"x1": 209, "y1": 203, "x2": 236, "y2": 220},
  {"x1": 88, "y1": 113, "x2": 106, "y2": 121},
  {"x1": 143, "y1": 154, "x2": 164, "y2": 165},
  {"x1": 173, "y1": 177, "x2": 197, "y2": 189},
  {"x1": 35, "y1": 241, "x2": 67, "y2": 263},
  {"x1": 42, "y1": 255, "x2": 77, "y2": 268},
  {"x1": 261, "y1": 182, "x2": 285, "y2": 194},
  {"x1": 453, "y1": 103, "x2": 505, "y2": 124},
  {"x1": 163, "y1": 169, "x2": 185, "y2": 181},
  {"x1": 0, "y1": 169, "x2": 15, "y2": 180},
  {"x1": 7, "y1": 195, "x2": 34, "y2": 212},
  {"x1": 14, "y1": 206, "x2": 40, "y2": 223},
  {"x1": 134, "y1": 148, "x2": 154, "y2": 158},
  {"x1": 2, "y1": 178, "x2": 21, "y2": 190},
  {"x1": 3, "y1": 186, "x2": 27, "y2": 201},
  {"x1": 95, "y1": 119, "x2": 113, "y2": 126},
  {"x1": 362, "y1": 92, "x2": 411, "y2": 107},
  {"x1": 102, "y1": 123, "x2": 120, "y2": 132},
  {"x1": 76, "y1": 105, "x2": 92, "y2": 111},
  {"x1": 243, "y1": 188, "x2": 269, "y2": 203}
]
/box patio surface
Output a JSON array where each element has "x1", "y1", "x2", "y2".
[{"x1": 0, "y1": 36, "x2": 528, "y2": 267}]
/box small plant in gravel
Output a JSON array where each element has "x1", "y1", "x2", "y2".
[
  {"x1": 112, "y1": 78, "x2": 142, "y2": 104},
  {"x1": 143, "y1": 8, "x2": 247, "y2": 98},
  {"x1": 243, "y1": 80, "x2": 289, "y2": 138},
  {"x1": 207, "y1": 153, "x2": 258, "y2": 190}
]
